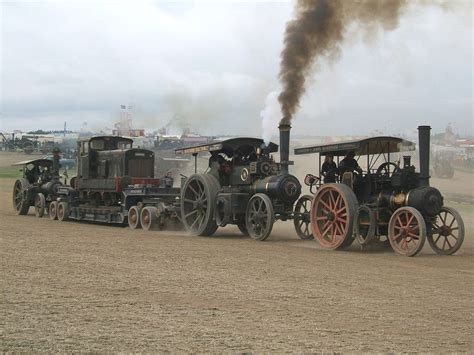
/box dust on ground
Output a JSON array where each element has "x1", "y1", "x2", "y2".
[{"x1": 1, "y1": 151, "x2": 473, "y2": 352}]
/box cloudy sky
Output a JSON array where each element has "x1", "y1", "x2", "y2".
[{"x1": 1, "y1": 0, "x2": 472, "y2": 138}]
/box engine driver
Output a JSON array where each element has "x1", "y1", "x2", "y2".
[
  {"x1": 339, "y1": 151, "x2": 362, "y2": 175},
  {"x1": 321, "y1": 154, "x2": 337, "y2": 183}
]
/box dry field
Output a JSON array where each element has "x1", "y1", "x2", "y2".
[{"x1": 1, "y1": 151, "x2": 473, "y2": 352}]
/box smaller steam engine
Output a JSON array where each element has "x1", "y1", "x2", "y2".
[
  {"x1": 295, "y1": 126, "x2": 465, "y2": 256},
  {"x1": 176, "y1": 133, "x2": 301, "y2": 240},
  {"x1": 12, "y1": 148, "x2": 64, "y2": 217}
]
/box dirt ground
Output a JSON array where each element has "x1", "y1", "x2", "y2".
[{"x1": 1, "y1": 151, "x2": 473, "y2": 352}]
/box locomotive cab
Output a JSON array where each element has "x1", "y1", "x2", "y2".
[{"x1": 75, "y1": 136, "x2": 155, "y2": 192}]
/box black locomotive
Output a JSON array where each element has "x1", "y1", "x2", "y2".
[
  {"x1": 176, "y1": 125, "x2": 302, "y2": 240},
  {"x1": 48, "y1": 136, "x2": 181, "y2": 230},
  {"x1": 295, "y1": 126, "x2": 464, "y2": 256}
]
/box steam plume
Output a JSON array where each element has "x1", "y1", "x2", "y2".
[{"x1": 278, "y1": 0, "x2": 410, "y2": 125}]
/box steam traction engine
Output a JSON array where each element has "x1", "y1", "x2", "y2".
[
  {"x1": 50, "y1": 136, "x2": 181, "y2": 230},
  {"x1": 175, "y1": 126, "x2": 302, "y2": 240},
  {"x1": 12, "y1": 148, "x2": 64, "y2": 217},
  {"x1": 295, "y1": 126, "x2": 464, "y2": 256}
]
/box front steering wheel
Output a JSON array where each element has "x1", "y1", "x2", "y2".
[{"x1": 376, "y1": 162, "x2": 401, "y2": 178}]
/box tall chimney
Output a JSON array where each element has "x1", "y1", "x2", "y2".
[
  {"x1": 418, "y1": 125, "x2": 431, "y2": 187},
  {"x1": 52, "y1": 147, "x2": 61, "y2": 177},
  {"x1": 279, "y1": 123, "x2": 291, "y2": 175}
]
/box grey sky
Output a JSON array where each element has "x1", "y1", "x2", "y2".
[{"x1": 1, "y1": 0, "x2": 472, "y2": 137}]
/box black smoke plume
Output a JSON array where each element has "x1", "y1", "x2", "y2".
[{"x1": 278, "y1": 0, "x2": 409, "y2": 125}]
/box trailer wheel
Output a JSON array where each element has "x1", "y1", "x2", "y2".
[
  {"x1": 245, "y1": 193, "x2": 274, "y2": 241},
  {"x1": 355, "y1": 205, "x2": 376, "y2": 246},
  {"x1": 294, "y1": 195, "x2": 314, "y2": 240},
  {"x1": 57, "y1": 202, "x2": 70, "y2": 221},
  {"x1": 388, "y1": 207, "x2": 426, "y2": 257},
  {"x1": 12, "y1": 178, "x2": 30, "y2": 215},
  {"x1": 34, "y1": 193, "x2": 46, "y2": 218},
  {"x1": 49, "y1": 201, "x2": 58, "y2": 220},
  {"x1": 128, "y1": 206, "x2": 141, "y2": 229},
  {"x1": 310, "y1": 183, "x2": 358, "y2": 249},
  {"x1": 141, "y1": 207, "x2": 162, "y2": 231},
  {"x1": 181, "y1": 174, "x2": 219, "y2": 236},
  {"x1": 427, "y1": 206, "x2": 464, "y2": 255}
]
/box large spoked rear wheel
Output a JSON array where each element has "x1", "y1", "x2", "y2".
[
  {"x1": 427, "y1": 206, "x2": 464, "y2": 255},
  {"x1": 181, "y1": 174, "x2": 220, "y2": 236},
  {"x1": 245, "y1": 193, "x2": 274, "y2": 241},
  {"x1": 294, "y1": 195, "x2": 314, "y2": 240},
  {"x1": 34, "y1": 193, "x2": 46, "y2": 218},
  {"x1": 12, "y1": 179, "x2": 30, "y2": 215},
  {"x1": 310, "y1": 183, "x2": 358, "y2": 249},
  {"x1": 388, "y1": 207, "x2": 426, "y2": 257}
]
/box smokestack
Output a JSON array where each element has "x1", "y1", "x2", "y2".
[
  {"x1": 52, "y1": 147, "x2": 61, "y2": 177},
  {"x1": 279, "y1": 123, "x2": 291, "y2": 175},
  {"x1": 418, "y1": 125, "x2": 431, "y2": 187}
]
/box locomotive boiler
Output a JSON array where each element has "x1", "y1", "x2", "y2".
[
  {"x1": 295, "y1": 125, "x2": 465, "y2": 256},
  {"x1": 176, "y1": 128, "x2": 302, "y2": 240}
]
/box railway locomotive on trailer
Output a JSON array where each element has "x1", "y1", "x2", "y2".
[
  {"x1": 295, "y1": 126, "x2": 464, "y2": 256},
  {"x1": 13, "y1": 136, "x2": 182, "y2": 231},
  {"x1": 176, "y1": 125, "x2": 303, "y2": 240}
]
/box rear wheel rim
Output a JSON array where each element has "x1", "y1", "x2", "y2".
[
  {"x1": 311, "y1": 186, "x2": 350, "y2": 248},
  {"x1": 13, "y1": 181, "x2": 23, "y2": 211},
  {"x1": 183, "y1": 178, "x2": 207, "y2": 232},
  {"x1": 181, "y1": 175, "x2": 219, "y2": 236}
]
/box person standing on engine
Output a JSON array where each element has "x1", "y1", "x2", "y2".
[
  {"x1": 321, "y1": 154, "x2": 337, "y2": 183},
  {"x1": 339, "y1": 151, "x2": 362, "y2": 175}
]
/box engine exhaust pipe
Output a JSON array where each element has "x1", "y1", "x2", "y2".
[
  {"x1": 418, "y1": 125, "x2": 431, "y2": 187},
  {"x1": 279, "y1": 123, "x2": 291, "y2": 175},
  {"x1": 52, "y1": 147, "x2": 61, "y2": 177}
]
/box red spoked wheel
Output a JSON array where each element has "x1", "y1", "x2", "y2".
[
  {"x1": 388, "y1": 207, "x2": 426, "y2": 257},
  {"x1": 310, "y1": 183, "x2": 358, "y2": 249},
  {"x1": 427, "y1": 206, "x2": 464, "y2": 255}
]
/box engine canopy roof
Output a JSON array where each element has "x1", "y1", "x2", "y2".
[
  {"x1": 294, "y1": 136, "x2": 415, "y2": 157},
  {"x1": 175, "y1": 137, "x2": 278, "y2": 157}
]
